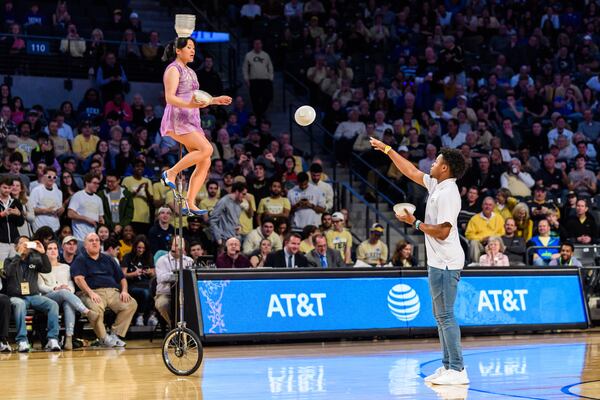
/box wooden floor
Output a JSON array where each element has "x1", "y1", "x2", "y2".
[{"x1": 2, "y1": 332, "x2": 600, "y2": 399}]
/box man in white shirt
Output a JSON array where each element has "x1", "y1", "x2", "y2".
[
  {"x1": 154, "y1": 236, "x2": 193, "y2": 326},
  {"x1": 29, "y1": 167, "x2": 63, "y2": 232},
  {"x1": 67, "y1": 173, "x2": 104, "y2": 241},
  {"x1": 547, "y1": 116, "x2": 573, "y2": 146},
  {"x1": 373, "y1": 110, "x2": 393, "y2": 139},
  {"x1": 309, "y1": 163, "x2": 333, "y2": 212},
  {"x1": 370, "y1": 138, "x2": 469, "y2": 385},
  {"x1": 288, "y1": 172, "x2": 326, "y2": 229},
  {"x1": 334, "y1": 109, "x2": 366, "y2": 166},
  {"x1": 441, "y1": 119, "x2": 466, "y2": 148}
]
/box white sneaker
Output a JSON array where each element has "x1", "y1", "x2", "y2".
[
  {"x1": 110, "y1": 333, "x2": 127, "y2": 347},
  {"x1": 147, "y1": 314, "x2": 159, "y2": 327},
  {"x1": 424, "y1": 366, "x2": 448, "y2": 382},
  {"x1": 45, "y1": 338, "x2": 62, "y2": 352},
  {"x1": 430, "y1": 368, "x2": 470, "y2": 385},
  {"x1": 135, "y1": 314, "x2": 144, "y2": 326},
  {"x1": 0, "y1": 341, "x2": 12, "y2": 353},
  {"x1": 17, "y1": 341, "x2": 30, "y2": 353},
  {"x1": 101, "y1": 335, "x2": 117, "y2": 348}
]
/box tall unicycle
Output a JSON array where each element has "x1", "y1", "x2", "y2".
[{"x1": 162, "y1": 144, "x2": 203, "y2": 376}]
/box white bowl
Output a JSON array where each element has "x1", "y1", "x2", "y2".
[
  {"x1": 193, "y1": 90, "x2": 213, "y2": 104},
  {"x1": 294, "y1": 105, "x2": 316, "y2": 126},
  {"x1": 393, "y1": 203, "x2": 416, "y2": 216},
  {"x1": 175, "y1": 14, "x2": 196, "y2": 37}
]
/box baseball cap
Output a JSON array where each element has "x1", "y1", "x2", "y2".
[
  {"x1": 567, "y1": 190, "x2": 577, "y2": 197},
  {"x1": 533, "y1": 184, "x2": 545, "y2": 191},
  {"x1": 331, "y1": 212, "x2": 344, "y2": 221},
  {"x1": 370, "y1": 223, "x2": 384, "y2": 234},
  {"x1": 129, "y1": 12, "x2": 139, "y2": 19},
  {"x1": 584, "y1": 35, "x2": 593, "y2": 41},
  {"x1": 458, "y1": 95, "x2": 467, "y2": 101},
  {"x1": 6, "y1": 135, "x2": 18, "y2": 149},
  {"x1": 62, "y1": 235, "x2": 78, "y2": 245},
  {"x1": 398, "y1": 145, "x2": 409, "y2": 152}
]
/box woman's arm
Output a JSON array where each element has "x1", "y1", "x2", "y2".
[{"x1": 164, "y1": 67, "x2": 207, "y2": 109}]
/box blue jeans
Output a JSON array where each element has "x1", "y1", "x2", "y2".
[
  {"x1": 45, "y1": 290, "x2": 88, "y2": 336},
  {"x1": 10, "y1": 295, "x2": 60, "y2": 343},
  {"x1": 428, "y1": 266, "x2": 464, "y2": 371}
]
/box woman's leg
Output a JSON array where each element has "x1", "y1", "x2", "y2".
[
  {"x1": 164, "y1": 131, "x2": 211, "y2": 181},
  {"x1": 166, "y1": 132, "x2": 213, "y2": 208}
]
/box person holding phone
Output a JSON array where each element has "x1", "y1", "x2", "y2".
[
  {"x1": 0, "y1": 176, "x2": 24, "y2": 262},
  {"x1": 4, "y1": 237, "x2": 61, "y2": 352}
]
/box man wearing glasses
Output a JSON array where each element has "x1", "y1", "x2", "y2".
[
  {"x1": 68, "y1": 173, "x2": 104, "y2": 241},
  {"x1": 29, "y1": 166, "x2": 64, "y2": 232}
]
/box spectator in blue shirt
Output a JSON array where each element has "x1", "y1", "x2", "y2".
[{"x1": 71, "y1": 233, "x2": 137, "y2": 348}]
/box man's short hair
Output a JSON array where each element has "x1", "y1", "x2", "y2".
[
  {"x1": 309, "y1": 163, "x2": 323, "y2": 173},
  {"x1": 312, "y1": 233, "x2": 327, "y2": 246},
  {"x1": 561, "y1": 241, "x2": 575, "y2": 252},
  {"x1": 44, "y1": 166, "x2": 57, "y2": 175},
  {"x1": 83, "y1": 172, "x2": 99, "y2": 183},
  {"x1": 440, "y1": 148, "x2": 467, "y2": 179},
  {"x1": 284, "y1": 232, "x2": 302, "y2": 244},
  {"x1": 206, "y1": 179, "x2": 218, "y2": 188},
  {"x1": 9, "y1": 152, "x2": 23, "y2": 163},
  {"x1": 297, "y1": 172, "x2": 309, "y2": 183},
  {"x1": 262, "y1": 216, "x2": 275, "y2": 226},
  {"x1": 0, "y1": 176, "x2": 14, "y2": 186},
  {"x1": 104, "y1": 237, "x2": 120, "y2": 250},
  {"x1": 231, "y1": 182, "x2": 247, "y2": 193}
]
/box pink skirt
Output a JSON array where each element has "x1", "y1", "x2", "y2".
[{"x1": 160, "y1": 98, "x2": 203, "y2": 136}]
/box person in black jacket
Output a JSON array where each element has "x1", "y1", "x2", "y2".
[
  {"x1": 564, "y1": 199, "x2": 598, "y2": 245},
  {"x1": 147, "y1": 207, "x2": 175, "y2": 254},
  {"x1": 4, "y1": 237, "x2": 61, "y2": 352},
  {"x1": 0, "y1": 175, "x2": 24, "y2": 262},
  {"x1": 0, "y1": 280, "x2": 11, "y2": 352},
  {"x1": 264, "y1": 232, "x2": 309, "y2": 268}
]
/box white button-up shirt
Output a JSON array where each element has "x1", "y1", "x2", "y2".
[{"x1": 423, "y1": 174, "x2": 465, "y2": 270}]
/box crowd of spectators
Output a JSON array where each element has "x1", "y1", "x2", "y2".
[
  {"x1": 6, "y1": 0, "x2": 600, "y2": 350},
  {"x1": 0, "y1": 1, "x2": 166, "y2": 80},
  {"x1": 226, "y1": 0, "x2": 600, "y2": 267}
]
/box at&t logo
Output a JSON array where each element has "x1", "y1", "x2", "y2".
[{"x1": 387, "y1": 284, "x2": 420, "y2": 321}]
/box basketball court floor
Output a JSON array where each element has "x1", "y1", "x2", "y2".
[{"x1": 2, "y1": 332, "x2": 600, "y2": 399}]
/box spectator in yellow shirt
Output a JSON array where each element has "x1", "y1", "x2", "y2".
[
  {"x1": 72, "y1": 121, "x2": 99, "y2": 161},
  {"x1": 356, "y1": 223, "x2": 389, "y2": 266},
  {"x1": 465, "y1": 196, "x2": 506, "y2": 262},
  {"x1": 122, "y1": 159, "x2": 154, "y2": 234},
  {"x1": 199, "y1": 180, "x2": 221, "y2": 221},
  {"x1": 325, "y1": 211, "x2": 352, "y2": 264}
]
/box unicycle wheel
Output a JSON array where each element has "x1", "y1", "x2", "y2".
[{"x1": 162, "y1": 327, "x2": 203, "y2": 376}]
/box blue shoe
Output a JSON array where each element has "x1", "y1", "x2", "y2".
[
  {"x1": 161, "y1": 171, "x2": 177, "y2": 191},
  {"x1": 182, "y1": 208, "x2": 208, "y2": 216}
]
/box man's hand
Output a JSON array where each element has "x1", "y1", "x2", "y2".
[
  {"x1": 120, "y1": 291, "x2": 132, "y2": 303},
  {"x1": 34, "y1": 241, "x2": 45, "y2": 254},
  {"x1": 89, "y1": 292, "x2": 102, "y2": 304},
  {"x1": 369, "y1": 137, "x2": 387, "y2": 153},
  {"x1": 396, "y1": 209, "x2": 416, "y2": 226}
]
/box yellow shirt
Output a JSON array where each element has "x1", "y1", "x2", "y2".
[
  {"x1": 325, "y1": 229, "x2": 352, "y2": 260},
  {"x1": 118, "y1": 240, "x2": 132, "y2": 261},
  {"x1": 356, "y1": 240, "x2": 388, "y2": 265},
  {"x1": 299, "y1": 241, "x2": 314, "y2": 254},
  {"x1": 465, "y1": 212, "x2": 505, "y2": 242},
  {"x1": 73, "y1": 134, "x2": 99, "y2": 160},
  {"x1": 199, "y1": 196, "x2": 219, "y2": 213},
  {"x1": 152, "y1": 181, "x2": 170, "y2": 207},
  {"x1": 122, "y1": 176, "x2": 154, "y2": 224},
  {"x1": 257, "y1": 196, "x2": 291, "y2": 216},
  {"x1": 239, "y1": 193, "x2": 256, "y2": 235}
]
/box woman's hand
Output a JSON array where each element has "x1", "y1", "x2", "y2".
[
  {"x1": 189, "y1": 97, "x2": 210, "y2": 108},
  {"x1": 212, "y1": 95, "x2": 232, "y2": 106}
]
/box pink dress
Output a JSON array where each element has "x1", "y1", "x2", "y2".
[{"x1": 160, "y1": 61, "x2": 204, "y2": 136}]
